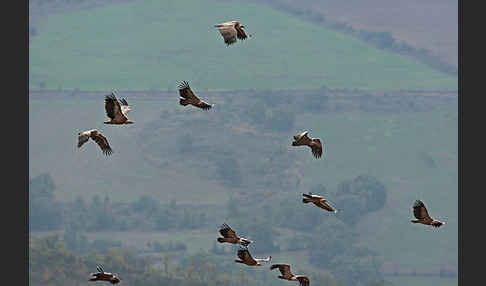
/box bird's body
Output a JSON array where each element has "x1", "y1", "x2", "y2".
[
  {"x1": 217, "y1": 223, "x2": 252, "y2": 246},
  {"x1": 178, "y1": 81, "x2": 212, "y2": 110},
  {"x1": 77, "y1": 129, "x2": 113, "y2": 156},
  {"x1": 214, "y1": 21, "x2": 249, "y2": 46},
  {"x1": 271, "y1": 264, "x2": 310, "y2": 286},
  {"x1": 235, "y1": 246, "x2": 271, "y2": 266},
  {"x1": 89, "y1": 266, "x2": 121, "y2": 284},
  {"x1": 292, "y1": 131, "x2": 323, "y2": 159},
  {"x1": 411, "y1": 200, "x2": 444, "y2": 227},
  {"x1": 302, "y1": 192, "x2": 337, "y2": 213},
  {"x1": 104, "y1": 91, "x2": 133, "y2": 124}
]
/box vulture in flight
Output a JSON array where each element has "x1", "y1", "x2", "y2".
[
  {"x1": 235, "y1": 246, "x2": 271, "y2": 266},
  {"x1": 217, "y1": 223, "x2": 252, "y2": 246},
  {"x1": 302, "y1": 192, "x2": 337, "y2": 213},
  {"x1": 178, "y1": 81, "x2": 212, "y2": 110},
  {"x1": 271, "y1": 264, "x2": 310, "y2": 286},
  {"x1": 89, "y1": 265, "x2": 121, "y2": 284},
  {"x1": 78, "y1": 129, "x2": 113, "y2": 156},
  {"x1": 214, "y1": 21, "x2": 250, "y2": 46},
  {"x1": 292, "y1": 131, "x2": 323, "y2": 159},
  {"x1": 104, "y1": 90, "x2": 133, "y2": 124},
  {"x1": 411, "y1": 200, "x2": 444, "y2": 228}
]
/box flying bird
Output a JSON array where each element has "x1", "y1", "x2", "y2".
[
  {"x1": 178, "y1": 81, "x2": 212, "y2": 110},
  {"x1": 270, "y1": 264, "x2": 310, "y2": 286},
  {"x1": 235, "y1": 246, "x2": 271, "y2": 266},
  {"x1": 217, "y1": 223, "x2": 252, "y2": 246},
  {"x1": 302, "y1": 192, "x2": 337, "y2": 213},
  {"x1": 411, "y1": 200, "x2": 444, "y2": 228},
  {"x1": 214, "y1": 21, "x2": 250, "y2": 46},
  {"x1": 89, "y1": 265, "x2": 121, "y2": 284},
  {"x1": 78, "y1": 129, "x2": 113, "y2": 156},
  {"x1": 104, "y1": 90, "x2": 133, "y2": 124},
  {"x1": 292, "y1": 131, "x2": 323, "y2": 159}
]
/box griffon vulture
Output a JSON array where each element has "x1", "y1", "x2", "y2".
[
  {"x1": 217, "y1": 223, "x2": 252, "y2": 246},
  {"x1": 89, "y1": 265, "x2": 121, "y2": 284},
  {"x1": 104, "y1": 90, "x2": 133, "y2": 124},
  {"x1": 178, "y1": 81, "x2": 212, "y2": 110},
  {"x1": 214, "y1": 21, "x2": 250, "y2": 46},
  {"x1": 302, "y1": 192, "x2": 337, "y2": 213},
  {"x1": 235, "y1": 246, "x2": 271, "y2": 266},
  {"x1": 78, "y1": 129, "x2": 113, "y2": 156},
  {"x1": 411, "y1": 200, "x2": 444, "y2": 228},
  {"x1": 270, "y1": 264, "x2": 310, "y2": 286},
  {"x1": 292, "y1": 131, "x2": 323, "y2": 159}
]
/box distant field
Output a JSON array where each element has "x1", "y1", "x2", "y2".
[
  {"x1": 29, "y1": 0, "x2": 456, "y2": 92},
  {"x1": 234, "y1": 0, "x2": 458, "y2": 68}
]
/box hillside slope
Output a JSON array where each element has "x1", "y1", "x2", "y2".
[{"x1": 29, "y1": 0, "x2": 456, "y2": 91}]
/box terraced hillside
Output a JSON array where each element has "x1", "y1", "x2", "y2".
[{"x1": 29, "y1": 0, "x2": 456, "y2": 92}]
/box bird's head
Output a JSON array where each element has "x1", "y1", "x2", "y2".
[{"x1": 240, "y1": 25, "x2": 245, "y2": 29}]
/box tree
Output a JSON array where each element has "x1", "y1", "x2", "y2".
[
  {"x1": 29, "y1": 173, "x2": 63, "y2": 231},
  {"x1": 334, "y1": 175, "x2": 387, "y2": 225}
]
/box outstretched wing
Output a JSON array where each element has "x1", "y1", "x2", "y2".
[
  {"x1": 413, "y1": 200, "x2": 431, "y2": 221},
  {"x1": 105, "y1": 94, "x2": 125, "y2": 121},
  {"x1": 119, "y1": 98, "x2": 131, "y2": 117},
  {"x1": 219, "y1": 223, "x2": 238, "y2": 239},
  {"x1": 293, "y1": 131, "x2": 308, "y2": 142},
  {"x1": 237, "y1": 247, "x2": 256, "y2": 263},
  {"x1": 235, "y1": 24, "x2": 248, "y2": 40},
  {"x1": 194, "y1": 100, "x2": 212, "y2": 110},
  {"x1": 216, "y1": 25, "x2": 238, "y2": 46},
  {"x1": 78, "y1": 133, "x2": 90, "y2": 148},
  {"x1": 270, "y1": 264, "x2": 293, "y2": 279},
  {"x1": 314, "y1": 200, "x2": 336, "y2": 212},
  {"x1": 309, "y1": 139, "x2": 323, "y2": 158},
  {"x1": 296, "y1": 276, "x2": 310, "y2": 286},
  {"x1": 90, "y1": 132, "x2": 113, "y2": 156},
  {"x1": 178, "y1": 81, "x2": 199, "y2": 101}
]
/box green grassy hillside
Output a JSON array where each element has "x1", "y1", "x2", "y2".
[
  {"x1": 29, "y1": 90, "x2": 457, "y2": 286},
  {"x1": 29, "y1": 0, "x2": 457, "y2": 91}
]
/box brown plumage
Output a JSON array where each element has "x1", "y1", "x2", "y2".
[
  {"x1": 89, "y1": 265, "x2": 121, "y2": 284},
  {"x1": 78, "y1": 129, "x2": 113, "y2": 156},
  {"x1": 178, "y1": 81, "x2": 212, "y2": 110},
  {"x1": 302, "y1": 192, "x2": 337, "y2": 213},
  {"x1": 411, "y1": 200, "x2": 444, "y2": 228},
  {"x1": 217, "y1": 223, "x2": 252, "y2": 246},
  {"x1": 104, "y1": 90, "x2": 133, "y2": 124},
  {"x1": 270, "y1": 264, "x2": 310, "y2": 286},
  {"x1": 235, "y1": 246, "x2": 271, "y2": 266},
  {"x1": 214, "y1": 21, "x2": 250, "y2": 46},
  {"x1": 292, "y1": 131, "x2": 323, "y2": 159}
]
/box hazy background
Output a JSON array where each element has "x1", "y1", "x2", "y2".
[{"x1": 29, "y1": 1, "x2": 458, "y2": 286}]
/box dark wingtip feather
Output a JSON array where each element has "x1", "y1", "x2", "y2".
[
  {"x1": 178, "y1": 81, "x2": 190, "y2": 90},
  {"x1": 413, "y1": 200, "x2": 424, "y2": 208}
]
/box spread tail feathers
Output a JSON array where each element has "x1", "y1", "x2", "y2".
[{"x1": 303, "y1": 198, "x2": 312, "y2": 203}]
